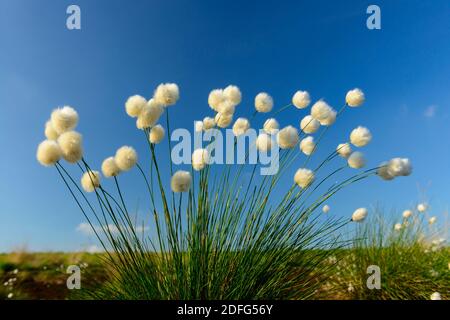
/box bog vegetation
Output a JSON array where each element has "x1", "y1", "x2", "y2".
[{"x1": 26, "y1": 83, "x2": 447, "y2": 300}]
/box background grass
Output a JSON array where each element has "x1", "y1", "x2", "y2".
[{"x1": 0, "y1": 251, "x2": 106, "y2": 300}]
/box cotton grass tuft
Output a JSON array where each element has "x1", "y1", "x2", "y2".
[
  {"x1": 101, "y1": 157, "x2": 121, "y2": 177},
  {"x1": 336, "y1": 143, "x2": 352, "y2": 158},
  {"x1": 351, "y1": 208, "x2": 368, "y2": 222},
  {"x1": 115, "y1": 146, "x2": 137, "y2": 171},
  {"x1": 347, "y1": 151, "x2": 366, "y2": 169},
  {"x1": 215, "y1": 113, "x2": 233, "y2": 128},
  {"x1": 50, "y1": 106, "x2": 78, "y2": 134},
  {"x1": 430, "y1": 292, "x2": 441, "y2": 300},
  {"x1": 45, "y1": 120, "x2": 59, "y2": 140},
  {"x1": 125, "y1": 95, "x2": 147, "y2": 117},
  {"x1": 195, "y1": 121, "x2": 204, "y2": 132},
  {"x1": 192, "y1": 148, "x2": 210, "y2": 171},
  {"x1": 208, "y1": 89, "x2": 225, "y2": 111},
  {"x1": 136, "y1": 99, "x2": 164, "y2": 129},
  {"x1": 300, "y1": 115, "x2": 320, "y2": 134},
  {"x1": 294, "y1": 168, "x2": 315, "y2": 188},
  {"x1": 232, "y1": 118, "x2": 250, "y2": 136},
  {"x1": 223, "y1": 85, "x2": 242, "y2": 106},
  {"x1": 149, "y1": 124, "x2": 165, "y2": 144},
  {"x1": 292, "y1": 90, "x2": 310, "y2": 109},
  {"x1": 277, "y1": 125, "x2": 299, "y2": 149},
  {"x1": 350, "y1": 126, "x2": 372, "y2": 147},
  {"x1": 81, "y1": 170, "x2": 101, "y2": 193},
  {"x1": 345, "y1": 88, "x2": 365, "y2": 107},
  {"x1": 263, "y1": 118, "x2": 279, "y2": 135},
  {"x1": 417, "y1": 203, "x2": 428, "y2": 212},
  {"x1": 300, "y1": 136, "x2": 316, "y2": 155},
  {"x1": 37, "y1": 140, "x2": 62, "y2": 166},
  {"x1": 154, "y1": 83, "x2": 179, "y2": 106},
  {"x1": 203, "y1": 117, "x2": 216, "y2": 130},
  {"x1": 255, "y1": 92, "x2": 273, "y2": 113},
  {"x1": 311, "y1": 100, "x2": 335, "y2": 125},
  {"x1": 387, "y1": 158, "x2": 412, "y2": 177},
  {"x1": 402, "y1": 210, "x2": 413, "y2": 218},
  {"x1": 256, "y1": 133, "x2": 272, "y2": 152},
  {"x1": 58, "y1": 131, "x2": 83, "y2": 163}
]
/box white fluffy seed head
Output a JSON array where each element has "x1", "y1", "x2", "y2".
[
  {"x1": 136, "y1": 99, "x2": 164, "y2": 130},
  {"x1": 50, "y1": 106, "x2": 79, "y2": 134},
  {"x1": 319, "y1": 109, "x2": 336, "y2": 126},
  {"x1": 292, "y1": 90, "x2": 311, "y2": 109},
  {"x1": 346, "y1": 88, "x2": 365, "y2": 107},
  {"x1": 223, "y1": 85, "x2": 242, "y2": 106},
  {"x1": 232, "y1": 118, "x2": 250, "y2": 136},
  {"x1": 255, "y1": 92, "x2": 273, "y2": 113},
  {"x1": 417, "y1": 203, "x2": 428, "y2": 212},
  {"x1": 208, "y1": 89, "x2": 225, "y2": 111},
  {"x1": 300, "y1": 115, "x2": 320, "y2": 134},
  {"x1": 192, "y1": 148, "x2": 210, "y2": 171},
  {"x1": 429, "y1": 216, "x2": 437, "y2": 225},
  {"x1": 347, "y1": 151, "x2": 366, "y2": 169},
  {"x1": 377, "y1": 162, "x2": 395, "y2": 181},
  {"x1": 58, "y1": 131, "x2": 83, "y2": 163},
  {"x1": 263, "y1": 118, "x2": 279, "y2": 135},
  {"x1": 256, "y1": 133, "x2": 272, "y2": 152},
  {"x1": 217, "y1": 100, "x2": 235, "y2": 116},
  {"x1": 294, "y1": 168, "x2": 315, "y2": 188},
  {"x1": 311, "y1": 100, "x2": 334, "y2": 123},
  {"x1": 45, "y1": 120, "x2": 59, "y2": 140},
  {"x1": 352, "y1": 208, "x2": 368, "y2": 222},
  {"x1": 215, "y1": 113, "x2": 233, "y2": 128},
  {"x1": 387, "y1": 158, "x2": 412, "y2": 177},
  {"x1": 153, "y1": 83, "x2": 179, "y2": 106},
  {"x1": 336, "y1": 143, "x2": 352, "y2": 158},
  {"x1": 149, "y1": 124, "x2": 165, "y2": 144},
  {"x1": 36, "y1": 140, "x2": 62, "y2": 166},
  {"x1": 277, "y1": 125, "x2": 299, "y2": 149},
  {"x1": 203, "y1": 117, "x2": 216, "y2": 130},
  {"x1": 300, "y1": 136, "x2": 316, "y2": 155},
  {"x1": 115, "y1": 146, "x2": 137, "y2": 171},
  {"x1": 81, "y1": 170, "x2": 101, "y2": 193},
  {"x1": 322, "y1": 205, "x2": 330, "y2": 214},
  {"x1": 171, "y1": 170, "x2": 191, "y2": 192},
  {"x1": 402, "y1": 210, "x2": 413, "y2": 219},
  {"x1": 125, "y1": 95, "x2": 147, "y2": 117},
  {"x1": 195, "y1": 121, "x2": 204, "y2": 132},
  {"x1": 394, "y1": 223, "x2": 402, "y2": 231},
  {"x1": 350, "y1": 126, "x2": 372, "y2": 147},
  {"x1": 430, "y1": 292, "x2": 441, "y2": 300},
  {"x1": 101, "y1": 157, "x2": 121, "y2": 177}
]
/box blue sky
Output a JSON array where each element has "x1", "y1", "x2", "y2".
[{"x1": 0, "y1": 0, "x2": 449, "y2": 252}]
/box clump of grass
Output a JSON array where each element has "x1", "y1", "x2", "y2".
[
  {"x1": 36, "y1": 84, "x2": 411, "y2": 299},
  {"x1": 330, "y1": 206, "x2": 449, "y2": 300}
]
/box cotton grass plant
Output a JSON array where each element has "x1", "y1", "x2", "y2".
[
  {"x1": 330, "y1": 206, "x2": 449, "y2": 300},
  {"x1": 37, "y1": 83, "x2": 411, "y2": 299}
]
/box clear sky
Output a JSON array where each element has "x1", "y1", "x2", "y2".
[{"x1": 1, "y1": 0, "x2": 449, "y2": 252}]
